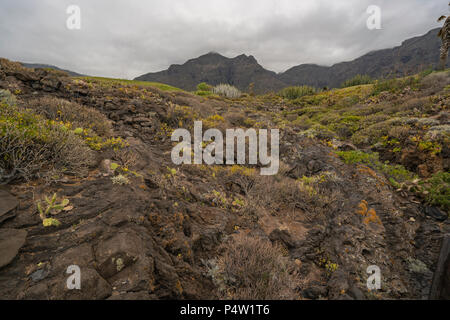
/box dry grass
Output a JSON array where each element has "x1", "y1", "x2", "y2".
[
  {"x1": 212, "y1": 84, "x2": 242, "y2": 99},
  {"x1": 0, "y1": 58, "x2": 29, "y2": 73},
  {"x1": 213, "y1": 233, "x2": 299, "y2": 300}
]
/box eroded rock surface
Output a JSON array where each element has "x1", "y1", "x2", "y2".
[
  {"x1": 0, "y1": 228, "x2": 27, "y2": 268},
  {"x1": 0, "y1": 190, "x2": 18, "y2": 224}
]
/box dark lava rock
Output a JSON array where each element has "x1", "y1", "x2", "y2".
[
  {"x1": 424, "y1": 206, "x2": 448, "y2": 222},
  {"x1": 0, "y1": 190, "x2": 19, "y2": 224},
  {"x1": 348, "y1": 285, "x2": 366, "y2": 300},
  {"x1": 30, "y1": 268, "x2": 49, "y2": 282},
  {"x1": 269, "y1": 228, "x2": 296, "y2": 248},
  {"x1": 302, "y1": 282, "x2": 328, "y2": 299},
  {"x1": 0, "y1": 228, "x2": 27, "y2": 268},
  {"x1": 442, "y1": 256, "x2": 450, "y2": 299}
]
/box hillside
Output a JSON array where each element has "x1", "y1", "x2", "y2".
[
  {"x1": 135, "y1": 28, "x2": 448, "y2": 93},
  {"x1": 20, "y1": 63, "x2": 85, "y2": 77},
  {"x1": 0, "y1": 58, "x2": 449, "y2": 300}
]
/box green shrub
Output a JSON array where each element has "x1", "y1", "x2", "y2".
[
  {"x1": 26, "y1": 97, "x2": 111, "y2": 136},
  {"x1": 337, "y1": 150, "x2": 379, "y2": 166},
  {"x1": 372, "y1": 77, "x2": 419, "y2": 95},
  {"x1": 421, "y1": 172, "x2": 450, "y2": 211},
  {"x1": 337, "y1": 150, "x2": 416, "y2": 184},
  {"x1": 197, "y1": 82, "x2": 212, "y2": 91},
  {"x1": 212, "y1": 84, "x2": 241, "y2": 99},
  {"x1": 195, "y1": 90, "x2": 214, "y2": 97},
  {"x1": 0, "y1": 101, "x2": 94, "y2": 183},
  {"x1": 279, "y1": 86, "x2": 316, "y2": 100},
  {"x1": 351, "y1": 118, "x2": 407, "y2": 146},
  {"x1": 341, "y1": 74, "x2": 373, "y2": 88}
]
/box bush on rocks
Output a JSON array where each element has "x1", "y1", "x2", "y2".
[
  {"x1": 0, "y1": 92, "x2": 94, "y2": 183},
  {"x1": 212, "y1": 233, "x2": 299, "y2": 300},
  {"x1": 26, "y1": 96, "x2": 112, "y2": 137}
]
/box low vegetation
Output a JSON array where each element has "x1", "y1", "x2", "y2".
[
  {"x1": 26, "y1": 96, "x2": 112, "y2": 136},
  {"x1": 212, "y1": 84, "x2": 242, "y2": 99},
  {"x1": 341, "y1": 74, "x2": 373, "y2": 88},
  {"x1": 210, "y1": 233, "x2": 299, "y2": 299},
  {"x1": 337, "y1": 150, "x2": 416, "y2": 183},
  {"x1": 421, "y1": 172, "x2": 450, "y2": 211},
  {"x1": 279, "y1": 85, "x2": 316, "y2": 100},
  {"x1": 0, "y1": 90, "x2": 94, "y2": 183}
]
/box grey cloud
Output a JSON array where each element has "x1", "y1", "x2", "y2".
[{"x1": 0, "y1": 0, "x2": 447, "y2": 79}]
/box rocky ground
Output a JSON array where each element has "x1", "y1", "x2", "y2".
[{"x1": 0, "y1": 59, "x2": 449, "y2": 300}]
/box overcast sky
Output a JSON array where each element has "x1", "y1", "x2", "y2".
[{"x1": 0, "y1": 0, "x2": 447, "y2": 79}]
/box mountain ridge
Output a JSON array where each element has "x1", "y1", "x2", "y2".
[
  {"x1": 135, "y1": 52, "x2": 285, "y2": 93},
  {"x1": 135, "y1": 28, "x2": 448, "y2": 93}
]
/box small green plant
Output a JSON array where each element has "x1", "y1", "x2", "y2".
[
  {"x1": 111, "y1": 174, "x2": 130, "y2": 185},
  {"x1": 325, "y1": 261, "x2": 339, "y2": 274},
  {"x1": 418, "y1": 141, "x2": 442, "y2": 155},
  {"x1": 212, "y1": 189, "x2": 228, "y2": 208},
  {"x1": 110, "y1": 162, "x2": 120, "y2": 171},
  {"x1": 166, "y1": 166, "x2": 177, "y2": 177},
  {"x1": 36, "y1": 193, "x2": 70, "y2": 227},
  {"x1": 232, "y1": 197, "x2": 245, "y2": 207}
]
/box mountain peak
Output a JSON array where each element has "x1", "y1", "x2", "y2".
[
  {"x1": 135, "y1": 51, "x2": 282, "y2": 93},
  {"x1": 135, "y1": 28, "x2": 447, "y2": 92}
]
